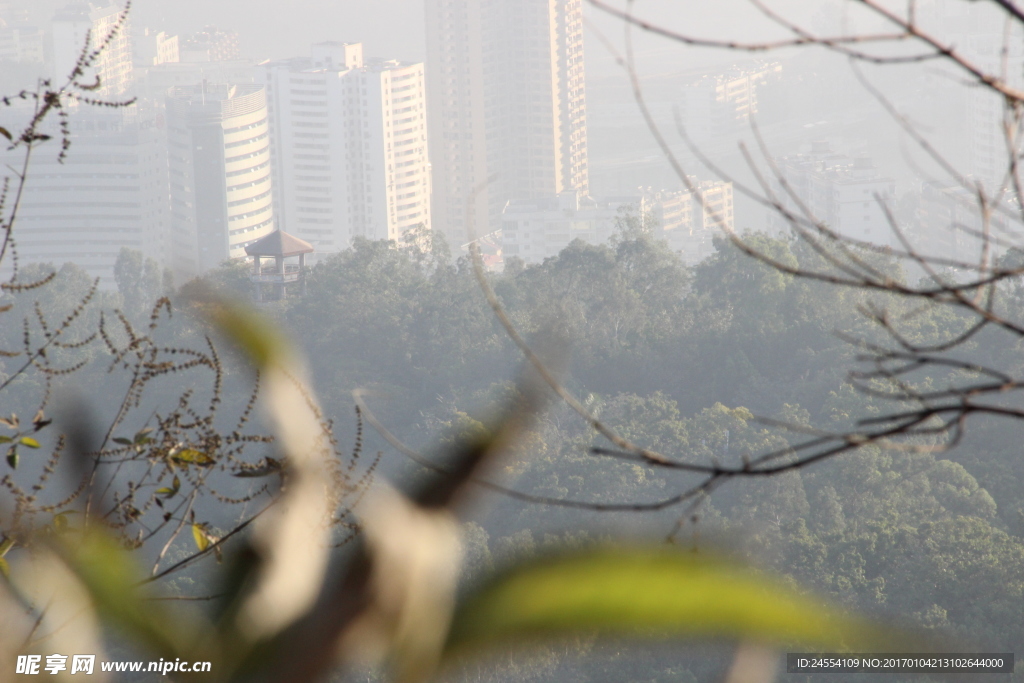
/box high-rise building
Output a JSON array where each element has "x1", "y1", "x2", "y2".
[
  {"x1": 258, "y1": 42, "x2": 431, "y2": 255},
  {"x1": 165, "y1": 83, "x2": 274, "y2": 277},
  {"x1": 425, "y1": 0, "x2": 588, "y2": 247},
  {"x1": 52, "y1": 3, "x2": 133, "y2": 99},
  {"x1": 0, "y1": 104, "x2": 169, "y2": 287}
]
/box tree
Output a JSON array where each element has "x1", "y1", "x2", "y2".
[{"x1": 113, "y1": 247, "x2": 167, "y2": 323}]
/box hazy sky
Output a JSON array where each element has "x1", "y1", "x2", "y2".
[{"x1": 117, "y1": 0, "x2": 814, "y2": 69}]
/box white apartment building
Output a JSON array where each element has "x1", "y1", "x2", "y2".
[
  {"x1": 426, "y1": 0, "x2": 588, "y2": 246},
  {"x1": 165, "y1": 83, "x2": 275, "y2": 277},
  {"x1": 768, "y1": 141, "x2": 897, "y2": 248},
  {"x1": 0, "y1": 105, "x2": 169, "y2": 287},
  {"x1": 257, "y1": 42, "x2": 431, "y2": 255},
  {"x1": 52, "y1": 3, "x2": 133, "y2": 99}
]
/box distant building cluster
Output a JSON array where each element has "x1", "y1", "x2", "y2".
[
  {"x1": 0, "y1": 0, "x2": 741, "y2": 288},
  {"x1": 501, "y1": 180, "x2": 733, "y2": 266},
  {"x1": 0, "y1": 3, "x2": 433, "y2": 286},
  {"x1": 258, "y1": 42, "x2": 430, "y2": 258},
  {"x1": 677, "y1": 62, "x2": 782, "y2": 145},
  {"x1": 766, "y1": 141, "x2": 897, "y2": 249}
]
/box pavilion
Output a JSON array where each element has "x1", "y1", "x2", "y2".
[{"x1": 243, "y1": 230, "x2": 314, "y2": 302}]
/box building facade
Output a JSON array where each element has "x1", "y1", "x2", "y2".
[
  {"x1": 655, "y1": 181, "x2": 734, "y2": 265},
  {"x1": 501, "y1": 192, "x2": 634, "y2": 263},
  {"x1": 767, "y1": 142, "x2": 897, "y2": 248},
  {"x1": 52, "y1": 3, "x2": 133, "y2": 99},
  {"x1": 426, "y1": 0, "x2": 588, "y2": 247},
  {"x1": 165, "y1": 83, "x2": 274, "y2": 277},
  {"x1": 0, "y1": 105, "x2": 169, "y2": 287},
  {"x1": 258, "y1": 42, "x2": 430, "y2": 255}
]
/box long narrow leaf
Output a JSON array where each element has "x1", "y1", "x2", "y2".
[{"x1": 445, "y1": 548, "x2": 899, "y2": 658}]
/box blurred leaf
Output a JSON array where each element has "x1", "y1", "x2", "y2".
[
  {"x1": 445, "y1": 548, "x2": 893, "y2": 658},
  {"x1": 55, "y1": 530, "x2": 198, "y2": 660},
  {"x1": 53, "y1": 511, "x2": 78, "y2": 532},
  {"x1": 0, "y1": 557, "x2": 8, "y2": 578},
  {"x1": 6, "y1": 449, "x2": 17, "y2": 469},
  {"x1": 32, "y1": 409, "x2": 51, "y2": 431},
  {"x1": 134, "y1": 427, "x2": 154, "y2": 444},
  {"x1": 112, "y1": 437, "x2": 133, "y2": 446},
  {"x1": 0, "y1": 436, "x2": 11, "y2": 444},
  {"x1": 0, "y1": 537, "x2": 13, "y2": 557},
  {"x1": 19, "y1": 436, "x2": 40, "y2": 448},
  {"x1": 208, "y1": 303, "x2": 289, "y2": 370},
  {"x1": 209, "y1": 301, "x2": 333, "y2": 643},
  {"x1": 232, "y1": 458, "x2": 282, "y2": 478},
  {"x1": 0, "y1": 126, "x2": 10, "y2": 141},
  {"x1": 0, "y1": 414, "x2": 18, "y2": 429}
]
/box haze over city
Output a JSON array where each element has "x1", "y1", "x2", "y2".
[{"x1": 1, "y1": 0, "x2": 1009, "y2": 285}]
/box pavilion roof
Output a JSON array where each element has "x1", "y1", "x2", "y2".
[{"x1": 244, "y1": 230, "x2": 314, "y2": 257}]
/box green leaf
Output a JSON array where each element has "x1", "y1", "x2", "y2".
[
  {"x1": 445, "y1": 548, "x2": 897, "y2": 658},
  {"x1": 0, "y1": 436, "x2": 11, "y2": 444},
  {"x1": 192, "y1": 524, "x2": 210, "y2": 552},
  {"x1": 19, "y1": 436, "x2": 40, "y2": 448},
  {"x1": 112, "y1": 437, "x2": 133, "y2": 446},
  {"x1": 155, "y1": 476, "x2": 180, "y2": 499},
  {"x1": 172, "y1": 449, "x2": 214, "y2": 466},
  {"x1": 6, "y1": 449, "x2": 17, "y2": 469},
  {"x1": 0, "y1": 537, "x2": 14, "y2": 557},
  {"x1": 0, "y1": 126, "x2": 11, "y2": 141},
  {"x1": 0, "y1": 557, "x2": 8, "y2": 578},
  {"x1": 134, "y1": 427, "x2": 154, "y2": 444}
]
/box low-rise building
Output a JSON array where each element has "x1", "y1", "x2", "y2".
[{"x1": 501, "y1": 181, "x2": 735, "y2": 266}]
